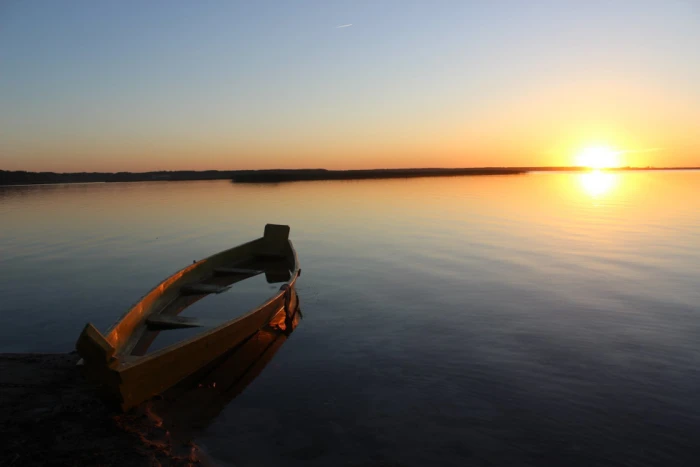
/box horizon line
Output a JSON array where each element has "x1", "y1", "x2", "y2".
[{"x1": 3, "y1": 165, "x2": 700, "y2": 175}]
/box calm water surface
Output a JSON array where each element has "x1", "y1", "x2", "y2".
[{"x1": 2, "y1": 172, "x2": 700, "y2": 466}]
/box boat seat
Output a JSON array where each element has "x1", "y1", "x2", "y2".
[
  {"x1": 213, "y1": 267, "x2": 263, "y2": 276},
  {"x1": 146, "y1": 314, "x2": 203, "y2": 330},
  {"x1": 181, "y1": 283, "x2": 231, "y2": 295},
  {"x1": 253, "y1": 252, "x2": 287, "y2": 260}
]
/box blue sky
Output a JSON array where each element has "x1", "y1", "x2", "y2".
[{"x1": 1, "y1": 1, "x2": 699, "y2": 171}]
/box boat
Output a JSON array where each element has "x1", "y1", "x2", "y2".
[{"x1": 76, "y1": 224, "x2": 301, "y2": 411}]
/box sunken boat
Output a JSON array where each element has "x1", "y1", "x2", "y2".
[{"x1": 76, "y1": 224, "x2": 300, "y2": 410}]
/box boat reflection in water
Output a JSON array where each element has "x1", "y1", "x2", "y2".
[
  {"x1": 158, "y1": 303, "x2": 299, "y2": 434},
  {"x1": 115, "y1": 301, "x2": 302, "y2": 462}
]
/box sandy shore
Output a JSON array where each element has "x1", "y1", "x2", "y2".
[{"x1": 0, "y1": 353, "x2": 205, "y2": 467}]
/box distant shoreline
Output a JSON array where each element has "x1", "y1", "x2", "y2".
[
  {"x1": 1, "y1": 167, "x2": 698, "y2": 186},
  {"x1": 230, "y1": 168, "x2": 525, "y2": 183}
]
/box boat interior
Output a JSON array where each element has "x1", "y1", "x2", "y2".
[{"x1": 130, "y1": 254, "x2": 295, "y2": 356}]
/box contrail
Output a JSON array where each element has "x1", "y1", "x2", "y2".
[{"x1": 336, "y1": 24, "x2": 353, "y2": 29}]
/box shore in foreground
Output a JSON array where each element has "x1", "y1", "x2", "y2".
[{"x1": 0, "y1": 353, "x2": 203, "y2": 466}]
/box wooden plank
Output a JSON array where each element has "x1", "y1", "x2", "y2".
[
  {"x1": 146, "y1": 315, "x2": 203, "y2": 330},
  {"x1": 253, "y1": 252, "x2": 287, "y2": 260},
  {"x1": 75, "y1": 323, "x2": 116, "y2": 364},
  {"x1": 180, "y1": 283, "x2": 231, "y2": 295},
  {"x1": 264, "y1": 224, "x2": 290, "y2": 243},
  {"x1": 213, "y1": 267, "x2": 263, "y2": 276}
]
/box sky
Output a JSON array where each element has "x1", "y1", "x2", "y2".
[{"x1": 1, "y1": 0, "x2": 699, "y2": 172}]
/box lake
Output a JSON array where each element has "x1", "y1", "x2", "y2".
[{"x1": 2, "y1": 171, "x2": 700, "y2": 466}]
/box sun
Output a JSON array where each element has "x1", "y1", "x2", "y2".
[{"x1": 575, "y1": 146, "x2": 622, "y2": 169}]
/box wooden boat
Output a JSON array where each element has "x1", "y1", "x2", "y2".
[{"x1": 76, "y1": 224, "x2": 300, "y2": 411}]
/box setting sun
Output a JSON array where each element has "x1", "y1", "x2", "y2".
[{"x1": 575, "y1": 146, "x2": 622, "y2": 169}]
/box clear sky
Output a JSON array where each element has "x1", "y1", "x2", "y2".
[{"x1": 1, "y1": 1, "x2": 699, "y2": 172}]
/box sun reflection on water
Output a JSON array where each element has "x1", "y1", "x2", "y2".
[{"x1": 578, "y1": 171, "x2": 619, "y2": 198}]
